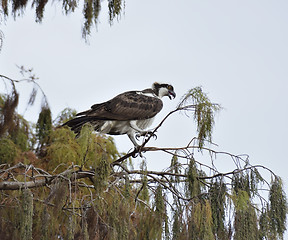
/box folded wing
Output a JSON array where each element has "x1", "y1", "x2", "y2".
[{"x1": 77, "y1": 91, "x2": 163, "y2": 121}]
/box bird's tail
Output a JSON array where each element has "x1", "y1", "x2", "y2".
[{"x1": 63, "y1": 116, "x2": 101, "y2": 135}]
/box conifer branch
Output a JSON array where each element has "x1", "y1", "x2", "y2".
[{"x1": 0, "y1": 157, "x2": 276, "y2": 192}]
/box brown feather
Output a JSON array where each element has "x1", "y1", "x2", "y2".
[{"x1": 77, "y1": 91, "x2": 163, "y2": 121}]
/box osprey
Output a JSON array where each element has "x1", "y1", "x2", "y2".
[{"x1": 64, "y1": 83, "x2": 176, "y2": 147}]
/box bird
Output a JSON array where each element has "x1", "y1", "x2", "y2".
[{"x1": 63, "y1": 82, "x2": 176, "y2": 147}]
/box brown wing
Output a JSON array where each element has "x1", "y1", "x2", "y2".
[{"x1": 78, "y1": 91, "x2": 163, "y2": 120}]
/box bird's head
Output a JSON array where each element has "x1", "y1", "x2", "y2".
[{"x1": 152, "y1": 82, "x2": 176, "y2": 100}]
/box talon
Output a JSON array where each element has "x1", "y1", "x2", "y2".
[
  {"x1": 135, "y1": 131, "x2": 157, "y2": 141},
  {"x1": 146, "y1": 131, "x2": 157, "y2": 140},
  {"x1": 135, "y1": 133, "x2": 141, "y2": 141}
]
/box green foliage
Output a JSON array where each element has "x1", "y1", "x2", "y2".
[
  {"x1": 188, "y1": 200, "x2": 214, "y2": 240},
  {"x1": 172, "y1": 209, "x2": 182, "y2": 240},
  {"x1": 232, "y1": 171, "x2": 251, "y2": 197},
  {"x1": 36, "y1": 106, "x2": 52, "y2": 148},
  {"x1": 178, "y1": 87, "x2": 221, "y2": 148},
  {"x1": 77, "y1": 125, "x2": 118, "y2": 193},
  {"x1": 87, "y1": 187, "x2": 136, "y2": 240},
  {"x1": 170, "y1": 154, "x2": 181, "y2": 183},
  {"x1": 138, "y1": 159, "x2": 149, "y2": 202},
  {"x1": 232, "y1": 189, "x2": 250, "y2": 211},
  {"x1": 40, "y1": 207, "x2": 49, "y2": 240},
  {"x1": 92, "y1": 153, "x2": 111, "y2": 192},
  {"x1": 0, "y1": 137, "x2": 19, "y2": 164},
  {"x1": 154, "y1": 185, "x2": 165, "y2": 215},
  {"x1": 249, "y1": 168, "x2": 265, "y2": 197},
  {"x1": 9, "y1": 115, "x2": 33, "y2": 151},
  {"x1": 0, "y1": 92, "x2": 34, "y2": 152},
  {"x1": 0, "y1": 85, "x2": 287, "y2": 240},
  {"x1": 231, "y1": 173, "x2": 262, "y2": 240},
  {"x1": 0, "y1": 190, "x2": 23, "y2": 239},
  {"x1": 138, "y1": 174, "x2": 149, "y2": 203},
  {"x1": 82, "y1": 0, "x2": 98, "y2": 38},
  {"x1": 134, "y1": 208, "x2": 166, "y2": 240},
  {"x1": 0, "y1": 91, "x2": 19, "y2": 137},
  {"x1": 108, "y1": 0, "x2": 124, "y2": 24},
  {"x1": 1, "y1": 0, "x2": 124, "y2": 39},
  {"x1": 185, "y1": 158, "x2": 206, "y2": 198},
  {"x1": 20, "y1": 189, "x2": 33, "y2": 240},
  {"x1": 233, "y1": 203, "x2": 258, "y2": 240},
  {"x1": 153, "y1": 185, "x2": 167, "y2": 239},
  {"x1": 47, "y1": 127, "x2": 81, "y2": 168},
  {"x1": 209, "y1": 179, "x2": 228, "y2": 238},
  {"x1": 268, "y1": 178, "x2": 287, "y2": 238},
  {"x1": 47, "y1": 124, "x2": 119, "y2": 173}
]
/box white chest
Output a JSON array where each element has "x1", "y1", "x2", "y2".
[
  {"x1": 135, "y1": 117, "x2": 155, "y2": 130},
  {"x1": 100, "y1": 117, "x2": 155, "y2": 135}
]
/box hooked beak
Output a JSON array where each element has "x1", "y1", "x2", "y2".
[{"x1": 168, "y1": 90, "x2": 176, "y2": 100}]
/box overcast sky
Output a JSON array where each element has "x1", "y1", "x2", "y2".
[{"x1": 1, "y1": 0, "x2": 288, "y2": 231}]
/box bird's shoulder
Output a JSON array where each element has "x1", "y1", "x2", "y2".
[{"x1": 115, "y1": 89, "x2": 160, "y2": 102}]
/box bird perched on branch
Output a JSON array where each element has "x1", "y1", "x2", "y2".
[{"x1": 63, "y1": 82, "x2": 176, "y2": 147}]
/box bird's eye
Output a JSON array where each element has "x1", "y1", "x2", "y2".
[{"x1": 168, "y1": 85, "x2": 173, "y2": 90}]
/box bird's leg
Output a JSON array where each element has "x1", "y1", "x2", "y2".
[
  {"x1": 128, "y1": 133, "x2": 140, "y2": 148},
  {"x1": 127, "y1": 133, "x2": 145, "y2": 158},
  {"x1": 129, "y1": 121, "x2": 158, "y2": 141}
]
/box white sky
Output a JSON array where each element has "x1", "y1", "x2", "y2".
[{"x1": 1, "y1": 0, "x2": 288, "y2": 233}]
